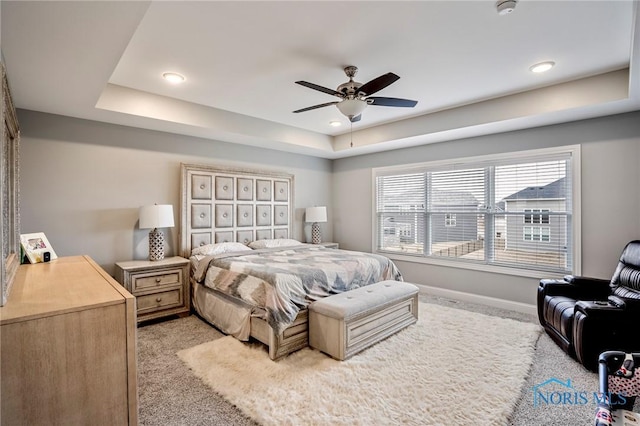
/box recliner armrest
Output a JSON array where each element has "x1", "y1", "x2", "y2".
[
  {"x1": 539, "y1": 275, "x2": 610, "y2": 300},
  {"x1": 607, "y1": 295, "x2": 626, "y2": 308},
  {"x1": 539, "y1": 278, "x2": 574, "y2": 294},
  {"x1": 564, "y1": 275, "x2": 611, "y2": 288},
  {"x1": 609, "y1": 294, "x2": 640, "y2": 310},
  {"x1": 574, "y1": 300, "x2": 625, "y2": 318}
]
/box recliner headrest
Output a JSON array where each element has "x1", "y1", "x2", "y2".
[
  {"x1": 611, "y1": 241, "x2": 640, "y2": 293},
  {"x1": 618, "y1": 240, "x2": 640, "y2": 269}
]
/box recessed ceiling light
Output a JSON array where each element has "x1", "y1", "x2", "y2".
[
  {"x1": 162, "y1": 72, "x2": 185, "y2": 84},
  {"x1": 496, "y1": 0, "x2": 517, "y2": 15},
  {"x1": 329, "y1": 121, "x2": 342, "y2": 127},
  {"x1": 529, "y1": 61, "x2": 555, "y2": 73}
]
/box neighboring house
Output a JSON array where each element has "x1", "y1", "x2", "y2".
[
  {"x1": 430, "y1": 190, "x2": 479, "y2": 244},
  {"x1": 501, "y1": 178, "x2": 567, "y2": 254},
  {"x1": 381, "y1": 189, "x2": 479, "y2": 247}
]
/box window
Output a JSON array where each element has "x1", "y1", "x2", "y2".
[
  {"x1": 373, "y1": 146, "x2": 580, "y2": 274},
  {"x1": 523, "y1": 226, "x2": 550, "y2": 242},
  {"x1": 445, "y1": 214, "x2": 457, "y2": 227},
  {"x1": 524, "y1": 209, "x2": 549, "y2": 224}
]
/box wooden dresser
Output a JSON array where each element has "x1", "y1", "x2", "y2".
[{"x1": 0, "y1": 256, "x2": 138, "y2": 425}]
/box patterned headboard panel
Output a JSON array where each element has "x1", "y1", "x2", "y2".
[{"x1": 180, "y1": 163, "x2": 294, "y2": 258}]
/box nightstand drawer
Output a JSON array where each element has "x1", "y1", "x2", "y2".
[
  {"x1": 136, "y1": 288, "x2": 183, "y2": 314},
  {"x1": 131, "y1": 268, "x2": 183, "y2": 293}
]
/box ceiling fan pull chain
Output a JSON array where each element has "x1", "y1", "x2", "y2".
[{"x1": 350, "y1": 121, "x2": 353, "y2": 148}]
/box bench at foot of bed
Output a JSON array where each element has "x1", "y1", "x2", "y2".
[{"x1": 308, "y1": 281, "x2": 419, "y2": 360}]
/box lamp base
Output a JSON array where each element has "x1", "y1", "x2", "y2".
[
  {"x1": 149, "y1": 228, "x2": 165, "y2": 261},
  {"x1": 311, "y1": 222, "x2": 322, "y2": 244}
]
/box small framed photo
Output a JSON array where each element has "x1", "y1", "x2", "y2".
[{"x1": 20, "y1": 232, "x2": 58, "y2": 264}]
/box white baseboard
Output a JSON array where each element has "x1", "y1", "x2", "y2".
[{"x1": 415, "y1": 283, "x2": 537, "y2": 317}]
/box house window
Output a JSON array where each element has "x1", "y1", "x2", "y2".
[
  {"x1": 524, "y1": 209, "x2": 549, "y2": 224},
  {"x1": 523, "y1": 226, "x2": 550, "y2": 242},
  {"x1": 445, "y1": 214, "x2": 457, "y2": 227},
  {"x1": 373, "y1": 146, "x2": 580, "y2": 274}
]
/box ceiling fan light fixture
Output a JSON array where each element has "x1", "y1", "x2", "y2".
[
  {"x1": 162, "y1": 72, "x2": 185, "y2": 84},
  {"x1": 529, "y1": 61, "x2": 555, "y2": 73},
  {"x1": 336, "y1": 99, "x2": 367, "y2": 119}
]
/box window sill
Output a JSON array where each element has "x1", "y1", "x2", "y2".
[{"x1": 377, "y1": 251, "x2": 570, "y2": 279}]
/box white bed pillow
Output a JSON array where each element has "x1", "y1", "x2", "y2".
[
  {"x1": 191, "y1": 242, "x2": 252, "y2": 257},
  {"x1": 248, "y1": 238, "x2": 303, "y2": 249}
]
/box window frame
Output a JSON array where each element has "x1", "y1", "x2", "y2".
[{"x1": 371, "y1": 145, "x2": 581, "y2": 278}]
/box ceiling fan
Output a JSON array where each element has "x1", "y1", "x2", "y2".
[{"x1": 293, "y1": 66, "x2": 418, "y2": 123}]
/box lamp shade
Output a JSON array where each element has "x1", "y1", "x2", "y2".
[
  {"x1": 336, "y1": 99, "x2": 367, "y2": 119},
  {"x1": 305, "y1": 206, "x2": 327, "y2": 223},
  {"x1": 139, "y1": 204, "x2": 174, "y2": 229}
]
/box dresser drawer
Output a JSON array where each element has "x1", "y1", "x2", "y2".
[
  {"x1": 130, "y1": 268, "x2": 183, "y2": 293},
  {"x1": 136, "y1": 288, "x2": 183, "y2": 314}
]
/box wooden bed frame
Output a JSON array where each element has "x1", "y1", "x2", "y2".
[{"x1": 179, "y1": 163, "x2": 309, "y2": 359}]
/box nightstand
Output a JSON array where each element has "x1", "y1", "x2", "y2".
[{"x1": 115, "y1": 256, "x2": 190, "y2": 323}]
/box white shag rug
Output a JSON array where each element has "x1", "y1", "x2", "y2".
[{"x1": 178, "y1": 302, "x2": 542, "y2": 426}]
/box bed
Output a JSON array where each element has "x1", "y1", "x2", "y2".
[{"x1": 180, "y1": 163, "x2": 402, "y2": 359}]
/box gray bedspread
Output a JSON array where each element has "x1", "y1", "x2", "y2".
[{"x1": 193, "y1": 245, "x2": 403, "y2": 334}]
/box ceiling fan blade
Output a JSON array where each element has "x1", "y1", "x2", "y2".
[
  {"x1": 350, "y1": 114, "x2": 362, "y2": 123},
  {"x1": 355, "y1": 72, "x2": 400, "y2": 96},
  {"x1": 295, "y1": 81, "x2": 343, "y2": 97},
  {"x1": 367, "y1": 97, "x2": 418, "y2": 108},
  {"x1": 293, "y1": 101, "x2": 339, "y2": 114}
]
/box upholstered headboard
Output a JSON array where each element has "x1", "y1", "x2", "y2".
[{"x1": 179, "y1": 163, "x2": 294, "y2": 258}]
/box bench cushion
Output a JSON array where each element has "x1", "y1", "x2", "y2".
[{"x1": 311, "y1": 281, "x2": 419, "y2": 319}]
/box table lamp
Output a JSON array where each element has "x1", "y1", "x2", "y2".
[
  {"x1": 139, "y1": 204, "x2": 174, "y2": 261},
  {"x1": 305, "y1": 206, "x2": 327, "y2": 244}
]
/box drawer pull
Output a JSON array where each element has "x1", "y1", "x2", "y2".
[
  {"x1": 155, "y1": 277, "x2": 162, "y2": 283},
  {"x1": 156, "y1": 297, "x2": 162, "y2": 303}
]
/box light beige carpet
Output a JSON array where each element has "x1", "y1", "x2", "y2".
[{"x1": 178, "y1": 302, "x2": 542, "y2": 426}]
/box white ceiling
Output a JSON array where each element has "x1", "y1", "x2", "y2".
[{"x1": 2, "y1": 1, "x2": 639, "y2": 159}]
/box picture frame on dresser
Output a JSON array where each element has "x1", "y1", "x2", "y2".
[
  {"x1": 1, "y1": 62, "x2": 21, "y2": 306},
  {"x1": 20, "y1": 232, "x2": 58, "y2": 264}
]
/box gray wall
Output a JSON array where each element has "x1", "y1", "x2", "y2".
[
  {"x1": 18, "y1": 110, "x2": 333, "y2": 275},
  {"x1": 17, "y1": 108, "x2": 640, "y2": 307},
  {"x1": 332, "y1": 111, "x2": 640, "y2": 306}
]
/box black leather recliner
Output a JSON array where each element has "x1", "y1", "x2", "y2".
[{"x1": 538, "y1": 240, "x2": 640, "y2": 371}]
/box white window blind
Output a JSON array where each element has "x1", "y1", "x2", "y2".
[
  {"x1": 376, "y1": 173, "x2": 425, "y2": 255},
  {"x1": 373, "y1": 147, "x2": 579, "y2": 274}
]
